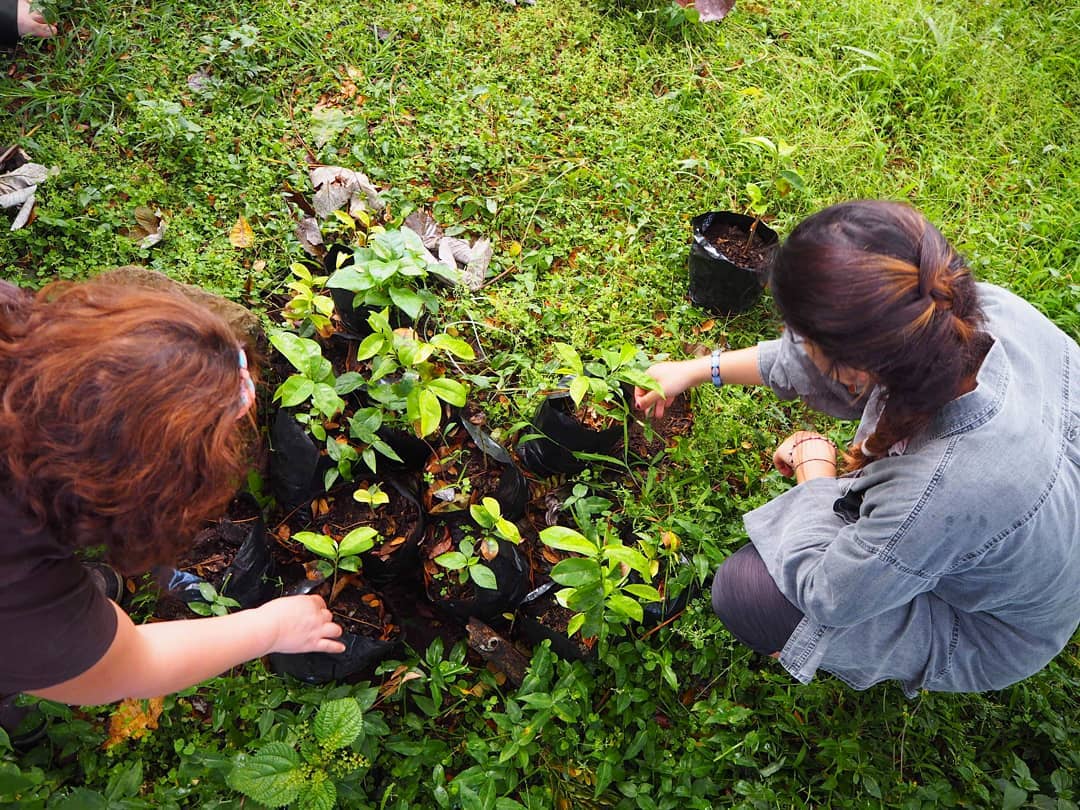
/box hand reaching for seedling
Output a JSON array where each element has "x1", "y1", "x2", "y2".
[
  {"x1": 258, "y1": 594, "x2": 345, "y2": 655},
  {"x1": 634, "y1": 358, "x2": 702, "y2": 419}
]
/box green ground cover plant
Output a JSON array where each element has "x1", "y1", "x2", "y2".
[{"x1": 2, "y1": 0, "x2": 1078, "y2": 806}]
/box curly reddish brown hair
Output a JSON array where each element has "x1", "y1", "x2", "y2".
[{"x1": 0, "y1": 277, "x2": 256, "y2": 574}]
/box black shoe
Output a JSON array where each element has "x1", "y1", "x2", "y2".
[
  {"x1": 0, "y1": 695, "x2": 48, "y2": 752},
  {"x1": 82, "y1": 560, "x2": 129, "y2": 606}
]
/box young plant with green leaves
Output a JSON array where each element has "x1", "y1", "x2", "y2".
[
  {"x1": 281, "y1": 262, "x2": 334, "y2": 338},
  {"x1": 227, "y1": 697, "x2": 370, "y2": 810},
  {"x1": 357, "y1": 308, "x2": 476, "y2": 438},
  {"x1": 353, "y1": 483, "x2": 390, "y2": 511},
  {"x1": 737, "y1": 135, "x2": 807, "y2": 242},
  {"x1": 434, "y1": 497, "x2": 521, "y2": 591},
  {"x1": 187, "y1": 581, "x2": 241, "y2": 617},
  {"x1": 538, "y1": 521, "x2": 663, "y2": 640},
  {"x1": 293, "y1": 527, "x2": 381, "y2": 598},
  {"x1": 268, "y1": 329, "x2": 363, "y2": 429},
  {"x1": 326, "y1": 227, "x2": 460, "y2": 322},
  {"x1": 551, "y1": 342, "x2": 661, "y2": 419}
]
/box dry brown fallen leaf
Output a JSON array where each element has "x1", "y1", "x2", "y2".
[
  {"x1": 229, "y1": 215, "x2": 254, "y2": 249},
  {"x1": 103, "y1": 696, "x2": 164, "y2": 750}
]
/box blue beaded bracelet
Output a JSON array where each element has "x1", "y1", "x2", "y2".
[{"x1": 710, "y1": 348, "x2": 723, "y2": 387}]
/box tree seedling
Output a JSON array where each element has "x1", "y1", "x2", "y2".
[
  {"x1": 737, "y1": 135, "x2": 806, "y2": 246},
  {"x1": 538, "y1": 523, "x2": 662, "y2": 640},
  {"x1": 293, "y1": 527, "x2": 380, "y2": 600},
  {"x1": 187, "y1": 581, "x2": 241, "y2": 617},
  {"x1": 357, "y1": 308, "x2": 476, "y2": 438},
  {"x1": 434, "y1": 497, "x2": 521, "y2": 591}
]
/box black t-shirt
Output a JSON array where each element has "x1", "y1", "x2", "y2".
[{"x1": 0, "y1": 493, "x2": 118, "y2": 694}]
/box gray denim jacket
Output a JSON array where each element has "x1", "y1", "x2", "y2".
[{"x1": 745, "y1": 283, "x2": 1080, "y2": 695}]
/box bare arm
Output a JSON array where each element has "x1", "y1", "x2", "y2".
[
  {"x1": 28, "y1": 595, "x2": 343, "y2": 705},
  {"x1": 634, "y1": 346, "x2": 763, "y2": 418}
]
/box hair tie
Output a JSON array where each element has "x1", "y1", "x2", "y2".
[{"x1": 237, "y1": 348, "x2": 256, "y2": 418}]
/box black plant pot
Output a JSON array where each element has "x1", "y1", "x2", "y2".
[
  {"x1": 268, "y1": 632, "x2": 399, "y2": 685},
  {"x1": 159, "y1": 495, "x2": 279, "y2": 610},
  {"x1": 424, "y1": 516, "x2": 531, "y2": 622},
  {"x1": 376, "y1": 425, "x2": 433, "y2": 474},
  {"x1": 516, "y1": 389, "x2": 623, "y2": 477},
  {"x1": 360, "y1": 475, "x2": 426, "y2": 588},
  {"x1": 688, "y1": 212, "x2": 779, "y2": 314},
  {"x1": 454, "y1": 413, "x2": 530, "y2": 521},
  {"x1": 267, "y1": 577, "x2": 401, "y2": 684},
  {"x1": 517, "y1": 586, "x2": 596, "y2": 662},
  {"x1": 269, "y1": 408, "x2": 330, "y2": 510}
]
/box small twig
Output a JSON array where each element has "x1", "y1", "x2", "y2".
[{"x1": 640, "y1": 608, "x2": 685, "y2": 640}]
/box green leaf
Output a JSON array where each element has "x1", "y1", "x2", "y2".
[
  {"x1": 565, "y1": 583, "x2": 605, "y2": 612},
  {"x1": 275, "y1": 375, "x2": 314, "y2": 407},
  {"x1": 779, "y1": 168, "x2": 806, "y2": 191},
  {"x1": 435, "y1": 551, "x2": 469, "y2": 570},
  {"x1": 412, "y1": 387, "x2": 442, "y2": 437},
  {"x1": 369, "y1": 355, "x2": 398, "y2": 382},
  {"x1": 298, "y1": 779, "x2": 337, "y2": 810},
  {"x1": 552, "y1": 342, "x2": 584, "y2": 375},
  {"x1": 426, "y1": 377, "x2": 468, "y2": 407},
  {"x1": 339, "y1": 526, "x2": 378, "y2": 556},
  {"x1": 388, "y1": 286, "x2": 426, "y2": 320},
  {"x1": 429, "y1": 333, "x2": 476, "y2": 360},
  {"x1": 105, "y1": 760, "x2": 143, "y2": 801},
  {"x1": 551, "y1": 557, "x2": 603, "y2": 588},
  {"x1": 227, "y1": 742, "x2": 304, "y2": 807},
  {"x1": 998, "y1": 780, "x2": 1027, "y2": 810},
  {"x1": 355, "y1": 332, "x2": 387, "y2": 362},
  {"x1": 607, "y1": 593, "x2": 644, "y2": 623},
  {"x1": 603, "y1": 545, "x2": 652, "y2": 579},
  {"x1": 326, "y1": 265, "x2": 373, "y2": 293},
  {"x1": 623, "y1": 583, "x2": 663, "y2": 602},
  {"x1": 294, "y1": 532, "x2": 337, "y2": 560},
  {"x1": 470, "y1": 564, "x2": 498, "y2": 591},
  {"x1": 494, "y1": 518, "x2": 520, "y2": 544},
  {"x1": 738, "y1": 135, "x2": 778, "y2": 154},
  {"x1": 313, "y1": 698, "x2": 365, "y2": 751},
  {"x1": 269, "y1": 330, "x2": 322, "y2": 374},
  {"x1": 311, "y1": 383, "x2": 345, "y2": 419},
  {"x1": 470, "y1": 498, "x2": 499, "y2": 527},
  {"x1": 539, "y1": 526, "x2": 598, "y2": 556},
  {"x1": 334, "y1": 371, "x2": 365, "y2": 395},
  {"x1": 569, "y1": 375, "x2": 590, "y2": 407},
  {"x1": 338, "y1": 555, "x2": 360, "y2": 572},
  {"x1": 566, "y1": 612, "x2": 586, "y2": 636}
]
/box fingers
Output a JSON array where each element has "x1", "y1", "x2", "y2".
[
  {"x1": 633, "y1": 387, "x2": 667, "y2": 419},
  {"x1": 773, "y1": 449, "x2": 794, "y2": 477},
  {"x1": 318, "y1": 638, "x2": 347, "y2": 654},
  {"x1": 17, "y1": 0, "x2": 58, "y2": 37}
]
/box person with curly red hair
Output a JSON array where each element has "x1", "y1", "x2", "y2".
[{"x1": 0, "y1": 277, "x2": 342, "y2": 725}]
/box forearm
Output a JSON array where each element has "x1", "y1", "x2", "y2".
[
  {"x1": 120, "y1": 609, "x2": 280, "y2": 699},
  {"x1": 664, "y1": 346, "x2": 764, "y2": 394},
  {"x1": 28, "y1": 592, "x2": 350, "y2": 706}
]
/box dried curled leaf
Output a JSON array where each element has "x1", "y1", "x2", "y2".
[
  {"x1": 229, "y1": 215, "x2": 255, "y2": 249},
  {"x1": 103, "y1": 696, "x2": 164, "y2": 750}
]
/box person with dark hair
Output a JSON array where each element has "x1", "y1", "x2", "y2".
[
  {"x1": 636, "y1": 200, "x2": 1080, "y2": 694},
  {"x1": 0, "y1": 277, "x2": 343, "y2": 734},
  {"x1": 1, "y1": 0, "x2": 56, "y2": 48}
]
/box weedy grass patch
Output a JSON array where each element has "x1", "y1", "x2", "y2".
[{"x1": 2, "y1": 0, "x2": 1079, "y2": 806}]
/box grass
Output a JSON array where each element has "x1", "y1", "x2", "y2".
[{"x1": 2, "y1": 0, "x2": 1079, "y2": 807}]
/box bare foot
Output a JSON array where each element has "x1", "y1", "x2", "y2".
[{"x1": 17, "y1": 0, "x2": 57, "y2": 39}]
